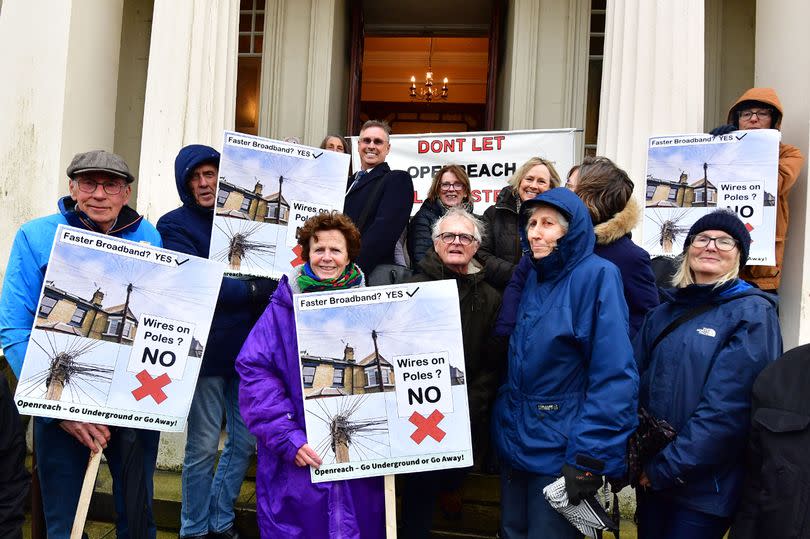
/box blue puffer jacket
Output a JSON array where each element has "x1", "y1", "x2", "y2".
[
  {"x1": 156, "y1": 145, "x2": 258, "y2": 378},
  {"x1": 634, "y1": 280, "x2": 782, "y2": 517},
  {"x1": 0, "y1": 198, "x2": 161, "y2": 377},
  {"x1": 492, "y1": 188, "x2": 638, "y2": 478}
]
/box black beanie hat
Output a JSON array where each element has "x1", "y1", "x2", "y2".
[{"x1": 685, "y1": 209, "x2": 751, "y2": 268}]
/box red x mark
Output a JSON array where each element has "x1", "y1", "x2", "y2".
[
  {"x1": 409, "y1": 410, "x2": 446, "y2": 444},
  {"x1": 290, "y1": 244, "x2": 304, "y2": 267},
  {"x1": 132, "y1": 370, "x2": 171, "y2": 404}
]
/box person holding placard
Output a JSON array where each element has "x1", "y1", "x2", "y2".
[
  {"x1": 708, "y1": 88, "x2": 805, "y2": 292},
  {"x1": 157, "y1": 145, "x2": 275, "y2": 539},
  {"x1": 0, "y1": 150, "x2": 162, "y2": 539},
  {"x1": 236, "y1": 212, "x2": 384, "y2": 538},
  {"x1": 634, "y1": 210, "x2": 781, "y2": 539},
  {"x1": 477, "y1": 157, "x2": 561, "y2": 289},
  {"x1": 492, "y1": 187, "x2": 638, "y2": 539},
  {"x1": 407, "y1": 165, "x2": 475, "y2": 268}
]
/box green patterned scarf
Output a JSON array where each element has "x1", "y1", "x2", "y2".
[{"x1": 296, "y1": 262, "x2": 363, "y2": 293}]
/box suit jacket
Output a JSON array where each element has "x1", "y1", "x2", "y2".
[{"x1": 343, "y1": 162, "x2": 413, "y2": 275}]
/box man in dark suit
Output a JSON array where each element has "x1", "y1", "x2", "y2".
[{"x1": 344, "y1": 120, "x2": 414, "y2": 275}]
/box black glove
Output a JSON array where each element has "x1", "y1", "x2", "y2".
[
  {"x1": 562, "y1": 463, "x2": 603, "y2": 505},
  {"x1": 247, "y1": 278, "x2": 277, "y2": 306},
  {"x1": 709, "y1": 123, "x2": 736, "y2": 136}
]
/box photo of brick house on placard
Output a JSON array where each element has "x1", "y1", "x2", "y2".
[
  {"x1": 301, "y1": 344, "x2": 396, "y2": 399},
  {"x1": 216, "y1": 178, "x2": 290, "y2": 225}
]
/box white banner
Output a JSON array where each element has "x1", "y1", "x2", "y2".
[
  {"x1": 351, "y1": 129, "x2": 580, "y2": 214},
  {"x1": 643, "y1": 129, "x2": 780, "y2": 265},
  {"x1": 293, "y1": 280, "x2": 472, "y2": 482},
  {"x1": 211, "y1": 131, "x2": 350, "y2": 278},
  {"x1": 15, "y1": 225, "x2": 223, "y2": 432}
]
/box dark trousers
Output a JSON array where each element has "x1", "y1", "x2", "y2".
[
  {"x1": 34, "y1": 418, "x2": 159, "y2": 539},
  {"x1": 400, "y1": 468, "x2": 468, "y2": 539},
  {"x1": 0, "y1": 372, "x2": 29, "y2": 539},
  {"x1": 637, "y1": 490, "x2": 730, "y2": 539},
  {"x1": 499, "y1": 466, "x2": 582, "y2": 539}
]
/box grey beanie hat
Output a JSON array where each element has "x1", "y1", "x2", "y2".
[{"x1": 67, "y1": 150, "x2": 135, "y2": 183}]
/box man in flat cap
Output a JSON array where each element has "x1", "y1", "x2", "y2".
[{"x1": 0, "y1": 150, "x2": 162, "y2": 538}]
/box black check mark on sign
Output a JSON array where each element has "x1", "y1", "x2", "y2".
[
  {"x1": 406, "y1": 287, "x2": 420, "y2": 297},
  {"x1": 735, "y1": 133, "x2": 748, "y2": 140},
  {"x1": 175, "y1": 258, "x2": 190, "y2": 266}
]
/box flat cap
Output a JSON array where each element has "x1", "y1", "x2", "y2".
[{"x1": 66, "y1": 150, "x2": 134, "y2": 183}]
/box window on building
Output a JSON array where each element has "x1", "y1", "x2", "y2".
[
  {"x1": 69, "y1": 306, "x2": 88, "y2": 327},
  {"x1": 646, "y1": 184, "x2": 657, "y2": 199},
  {"x1": 694, "y1": 189, "x2": 704, "y2": 203},
  {"x1": 332, "y1": 368, "x2": 345, "y2": 387},
  {"x1": 217, "y1": 189, "x2": 229, "y2": 206},
  {"x1": 668, "y1": 188, "x2": 678, "y2": 201},
  {"x1": 105, "y1": 319, "x2": 120, "y2": 336},
  {"x1": 240, "y1": 197, "x2": 251, "y2": 212},
  {"x1": 236, "y1": 0, "x2": 264, "y2": 135},
  {"x1": 124, "y1": 321, "x2": 135, "y2": 340},
  {"x1": 302, "y1": 364, "x2": 316, "y2": 388},
  {"x1": 38, "y1": 295, "x2": 58, "y2": 317},
  {"x1": 365, "y1": 367, "x2": 378, "y2": 388},
  {"x1": 584, "y1": 0, "x2": 606, "y2": 157}
]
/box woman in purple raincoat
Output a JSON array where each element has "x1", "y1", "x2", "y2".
[{"x1": 237, "y1": 212, "x2": 385, "y2": 538}]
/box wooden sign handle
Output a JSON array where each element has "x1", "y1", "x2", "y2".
[
  {"x1": 385, "y1": 474, "x2": 397, "y2": 539},
  {"x1": 70, "y1": 441, "x2": 103, "y2": 539}
]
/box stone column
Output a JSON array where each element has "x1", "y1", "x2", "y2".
[
  {"x1": 258, "y1": 0, "x2": 349, "y2": 143},
  {"x1": 0, "y1": 0, "x2": 124, "y2": 283},
  {"x1": 497, "y1": 0, "x2": 590, "y2": 133},
  {"x1": 597, "y1": 0, "x2": 705, "y2": 199},
  {"x1": 755, "y1": 0, "x2": 810, "y2": 348},
  {"x1": 135, "y1": 0, "x2": 239, "y2": 224}
]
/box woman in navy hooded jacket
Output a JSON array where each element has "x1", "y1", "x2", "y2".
[
  {"x1": 492, "y1": 188, "x2": 638, "y2": 539},
  {"x1": 633, "y1": 210, "x2": 781, "y2": 539}
]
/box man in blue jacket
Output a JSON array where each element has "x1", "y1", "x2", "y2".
[
  {"x1": 344, "y1": 120, "x2": 414, "y2": 275},
  {"x1": 157, "y1": 145, "x2": 275, "y2": 539},
  {"x1": 0, "y1": 150, "x2": 162, "y2": 539}
]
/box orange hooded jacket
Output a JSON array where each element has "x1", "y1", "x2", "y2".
[{"x1": 726, "y1": 88, "x2": 805, "y2": 290}]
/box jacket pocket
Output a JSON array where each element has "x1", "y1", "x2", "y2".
[
  {"x1": 754, "y1": 407, "x2": 810, "y2": 538},
  {"x1": 521, "y1": 393, "x2": 579, "y2": 451}
]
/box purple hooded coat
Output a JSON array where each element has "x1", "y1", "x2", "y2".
[{"x1": 236, "y1": 274, "x2": 385, "y2": 538}]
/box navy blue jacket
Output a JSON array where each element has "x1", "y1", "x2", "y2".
[
  {"x1": 156, "y1": 145, "x2": 256, "y2": 378},
  {"x1": 496, "y1": 197, "x2": 658, "y2": 339},
  {"x1": 344, "y1": 162, "x2": 413, "y2": 275},
  {"x1": 634, "y1": 280, "x2": 782, "y2": 517},
  {"x1": 492, "y1": 188, "x2": 638, "y2": 478}
]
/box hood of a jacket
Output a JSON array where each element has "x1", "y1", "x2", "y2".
[
  {"x1": 174, "y1": 144, "x2": 220, "y2": 210},
  {"x1": 58, "y1": 195, "x2": 144, "y2": 236},
  {"x1": 727, "y1": 88, "x2": 784, "y2": 130},
  {"x1": 671, "y1": 278, "x2": 778, "y2": 310},
  {"x1": 521, "y1": 187, "x2": 595, "y2": 281},
  {"x1": 493, "y1": 185, "x2": 520, "y2": 214},
  {"x1": 417, "y1": 246, "x2": 485, "y2": 283},
  {"x1": 593, "y1": 197, "x2": 640, "y2": 245}
]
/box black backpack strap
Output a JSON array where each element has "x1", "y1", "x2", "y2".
[
  {"x1": 355, "y1": 172, "x2": 387, "y2": 233},
  {"x1": 649, "y1": 302, "x2": 716, "y2": 353}
]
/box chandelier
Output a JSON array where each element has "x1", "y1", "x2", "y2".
[{"x1": 408, "y1": 38, "x2": 448, "y2": 102}]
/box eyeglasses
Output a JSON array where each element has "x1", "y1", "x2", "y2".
[
  {"x1": 435, "y1": 232, "x2": 476, "y2": 245},
  {"x1": 691, "y1": 234, "x2": 738, "y2": 251},
  {"x1": 74, "y1": 178, "x2": 127, "y2": 195},
  {"x1": 440, "y1": 182, "x2": 464, "y2": 191},
  {"x1": 738, "y1": 109, "x2": 772, "y2": 120},
  {"x1": 359, "y1": 137, "x2": 387, "y2": 145}
]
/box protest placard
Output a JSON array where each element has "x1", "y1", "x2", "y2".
[
  {"x1": 642, "y1": 129, "x2": 780, "y2": 264},
  {"x1": 210, "y1": 131, "x2": 350, "y2": 278},
  {"x1": 14, "y1": 225, "x2": 223, "y2": 432},
  {"x1": 351, "y1": 129, "x2": 580, "y2": 214},
  {"x1": 293, "y1": 280, "x2": 472, "y2": 482}
]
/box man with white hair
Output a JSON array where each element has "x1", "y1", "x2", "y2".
[{"x1": 399, "y1": 207, "x2": 502, "y2": 538}]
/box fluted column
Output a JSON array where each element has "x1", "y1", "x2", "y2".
[
  {"x1": 135, "y1": 0, "x2": 239, "y2": 223},
  {"x1": 0, "y1": 0, "x2": 124, "y2": 284},
  {"x1": 755, "y1": 0, "x2": 810, "y2": 348},
  {"x1": 597, "y1": 0, "x2": 705, "y2": 198}
]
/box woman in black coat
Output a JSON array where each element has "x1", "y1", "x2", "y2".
[
  {"x1": 476, "y1": 157, "x2": 561, "y2": 289},
  {"x1": 407, "y1": 164, "x2": 473, "y2": 267}
]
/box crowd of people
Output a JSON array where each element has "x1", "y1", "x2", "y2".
[{"x1": 0, "y1": 87, "x2": 805, "y2": 539}]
